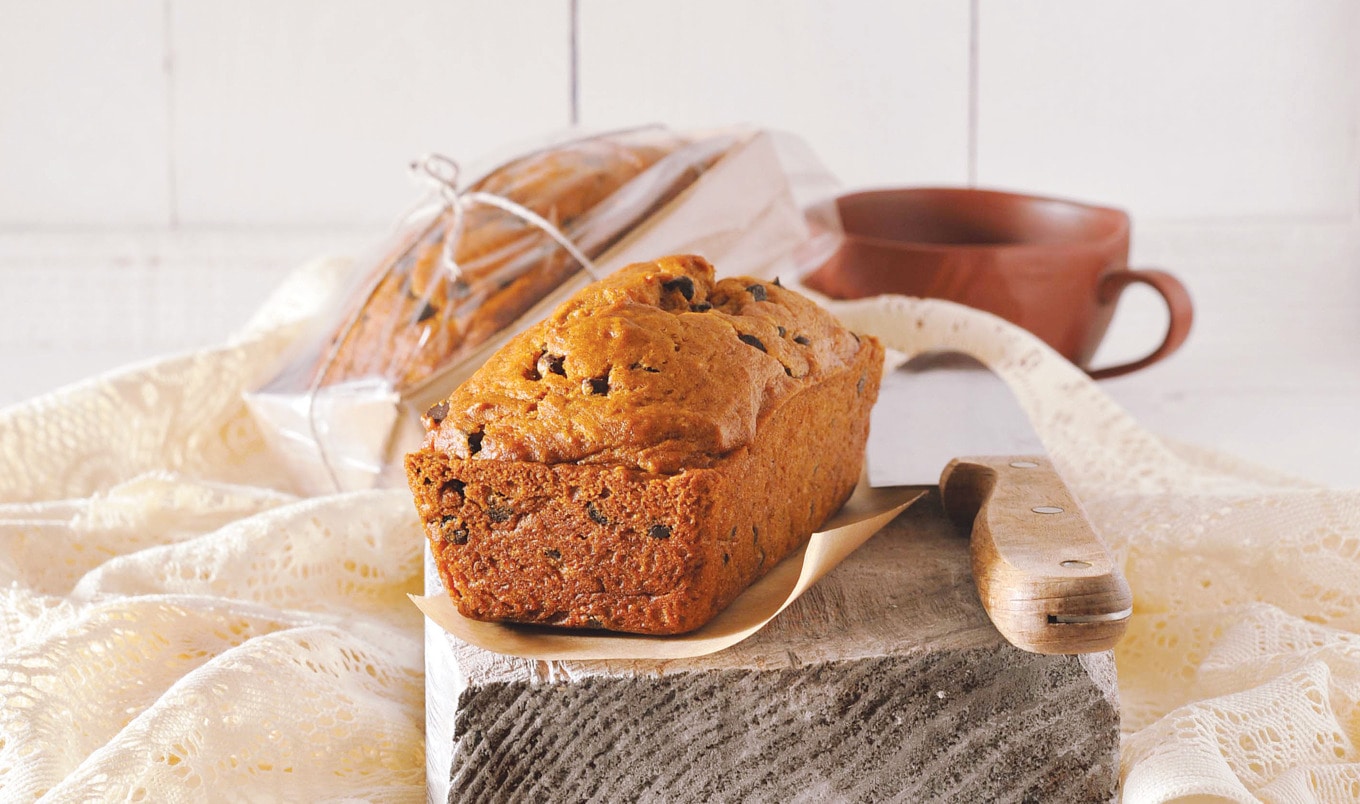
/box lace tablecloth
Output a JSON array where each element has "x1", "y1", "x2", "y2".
[{"x1": 1, "y1": 258, "x2": 1357, "y2": 802}]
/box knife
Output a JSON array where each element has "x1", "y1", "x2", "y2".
[{"x1": 867, "y1": 351, "x2": 1132, "y2": 655}]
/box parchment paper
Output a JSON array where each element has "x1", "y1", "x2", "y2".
[{"x1": 411, "y1": 481, "x2": 924, "y2": 660}]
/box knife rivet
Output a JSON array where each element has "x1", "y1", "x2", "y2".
[
  {"x1": 1061, "y1": 560, "x2": 1091, "y2": 569},
  {"x1": 1010, "y1": 460, "x2": 1039, "y2": 468},
  {"x1": 1032, "y1": 505, "x2": 1064, "y2": 514}
]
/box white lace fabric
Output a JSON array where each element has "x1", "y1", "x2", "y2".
[{"x1": 1, "y1": 261, "x2": 1356, "y2": 802}]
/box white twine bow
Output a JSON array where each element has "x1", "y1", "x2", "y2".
[
  {"x1": 307, "y1": 152, "x2": 604, "y2": 492},
  {"x1": 410, "y1": 152, "x2": 604, "y2": 284}
]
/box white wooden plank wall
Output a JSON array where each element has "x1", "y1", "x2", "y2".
[{"x1": 1, "y1": 1, "x2": 1358, "y2": 484}]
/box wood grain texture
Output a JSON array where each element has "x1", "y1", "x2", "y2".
[
  {"x1": 940, "y1": 456, "x2": 1132, "y2": 655},
  {"x1": 426, "y1": 493, "x2": 1120, "y2": 802}
]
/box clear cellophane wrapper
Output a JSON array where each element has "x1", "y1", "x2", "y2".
[{"x1": 246, "y1": 126, "x2": 837, "y2": 495}]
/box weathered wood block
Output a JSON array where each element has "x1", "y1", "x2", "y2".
[{"x1": 425, "y1": 492, "x2": 1119, "y2": 803}]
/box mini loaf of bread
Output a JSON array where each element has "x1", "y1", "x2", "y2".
[{"x1": 406, "y1": 254, "x2": 884, "y2": 635}]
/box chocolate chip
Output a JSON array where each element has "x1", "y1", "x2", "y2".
[
  {"x1": 583, "y1": 375, "x2": 610, "y2": 396},
  {"x1": 598, "y1": 487, "x2": 611, "y2": 499},
  {"x1": 773, "y1": 276, "x2": 783, "y2": 287},
  {"x1": 537, "y1": 353, "x2": 566, "y2": 377},
  {"x1": 416, "y1": 301, "x2": 438, "y2": 322},
  {"x1": 586, "y1": 502, "x2": 609, "y2": 525},
  {"x1": 438, "y1": 516, "x2": 468, "y2": 544},
  {"x1": 690, "y1": 301, "x2": 712, "y2": 312},
  {"x1": 648, "y1": 524, "x2": 672, "y2": 540},
  {"x1": 722, "y1": 553, "x2": 730, "y2": 565},
  {"x1": 737, "y1": 333, "x2": 767, "y2": 353},
  {"x1": 730, "y1": 526, "x2": 738, "y2": 539},
  {"x1": 425, "y1": 402, "x2": 449, "y2": 424},
  {"x1": 784, "y1": 366, "x2": 793, "y2": 377},
  {"x1": 467, "y1": 431, "x2": 484, "y2": 455},
  {"x1": 487, "y1": 505, "x2": 512, "y2": 523},
  {"x1": 544, "y1": 548, "x2": 562, "y2": 560},
  {"x1": 777, "y1": 326, "x2": 786, "y2": 337},
  {"x1": 662, "y1": 276, "x2": 695, "y2": 301},
  {"x1": 793, "y1": 335, "x2": 811, "y2": 346},
  {"x1": 630, "y1": 362, "x2": 660, "y2": 373},
  {"x1": 746, "y1": 284, "x2": 767, "y2": 302}
]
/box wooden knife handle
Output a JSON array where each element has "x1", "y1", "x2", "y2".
[{"x1": 939, "y1": 456, "x2": 1132, "y2": 655}]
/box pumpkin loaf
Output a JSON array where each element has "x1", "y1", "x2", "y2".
[{"x1": 406, "y1": 254, "x2": 883, "y2": 635}]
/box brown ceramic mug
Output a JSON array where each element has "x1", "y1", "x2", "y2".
[{"x1": 802, "y1": 188, "x2": 1193, "y2": 379}]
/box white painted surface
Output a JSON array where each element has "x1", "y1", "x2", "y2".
[
  {"x1": 1, "y1": 3, "x2": 1358, "y2": 487},
  {"x1": 1093, "y1": 222, "x2": 1360, "y2": 486},
  {"x1": 171, "y1": 1, "x2": 572, "y2": 227},
  {"x1": 0, "y1": 230, "x2": 374, "y2": 400},
  {"x1": 976, "y1": 0, "x2": 1360, "y2": 221},
  {"x1": 577, "y1": 0, "x2": 971, "y2": 189},
  {"x1": 0, "y1": 0, "x2": 170, "y2": 225}
]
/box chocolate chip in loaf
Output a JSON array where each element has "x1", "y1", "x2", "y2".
[
  {"x1": 467, "y1": 431, "x2": 484, "y2": 455},
  {"x1": 649, "y1": 524, "x2": 672, "y2": 540},
  {"x1": 737, "y1": 333, "x2": 767, "y2": 353},
  {"x1": 486, "y1": 504, "x2": 512, "y2": 523},
  {"x1": 722, "y1": 553, "x2": 730, "y2": 565},
  {"x1": 793, "y1": 335, "x2": 811, "y2": 346},
  {"x1": 583, "y1": 375, "x2": 610, "y2": 396},
  {"x1": 690, "y1": 301, "x2": 712, "y2": 312},
  {"x1": 773, "y1": 276, "x2": 783, "y2": 287},
  {"x1": 425, "y1": 402, "x2": 450, "y2": 425},
  {"x1": 440, "y1": 479, "x2": 466, "y2": 507},
  {"x1": 662, "y1": 276, "x2": 695, "y2": 301},
  {"x1": 544, "y1": 548, "x2": 562, "y2": 560},
  {"x1": 416, "y1": 301, "x2": 438, "y2": 323},
  {"x1": 784, "y1": 366, "x2": 793, "y2": 377},
  {"x1": 537, "y1": 353, "x2": 566, "y2": 377},
  {"x1": 437, "y1": 516, "x2": 468, "y2": 544},
  {"x1": 629, "y1": 362, "x2": 660, "y2": 373},
  {"x1": 777, "y1": 325, "x2": 787, "y2": 337},
  {"x1": 746, "y1": 283, "x2": 768, "y2": 302},
  {"x1": 586, "y1": 502, "x2": 609, "y2": 525}
]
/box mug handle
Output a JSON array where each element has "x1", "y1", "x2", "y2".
[{"x1": 1087, "y1": 269, "x2": 1194, "y2": 380}]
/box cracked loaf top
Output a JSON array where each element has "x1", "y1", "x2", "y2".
[{"x1": 421, "y1": 254, "x2": 870, "y2": 475}]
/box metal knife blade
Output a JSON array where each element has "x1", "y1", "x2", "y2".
[{"x1": 867, "y1": 352, "x2": 1132, "y2": 655}]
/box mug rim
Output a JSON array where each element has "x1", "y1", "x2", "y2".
[{"x1": 836, "y1": 186, "x2": 1130, "y2": 253}]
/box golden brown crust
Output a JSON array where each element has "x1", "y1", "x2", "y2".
[{"x1": 406, "y1": 254, "x2": 883, "y2": 635}]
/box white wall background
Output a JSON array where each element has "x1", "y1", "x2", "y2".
[{"x1": 2, "y1": 1, "x2": 1359, "y2": 482}]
